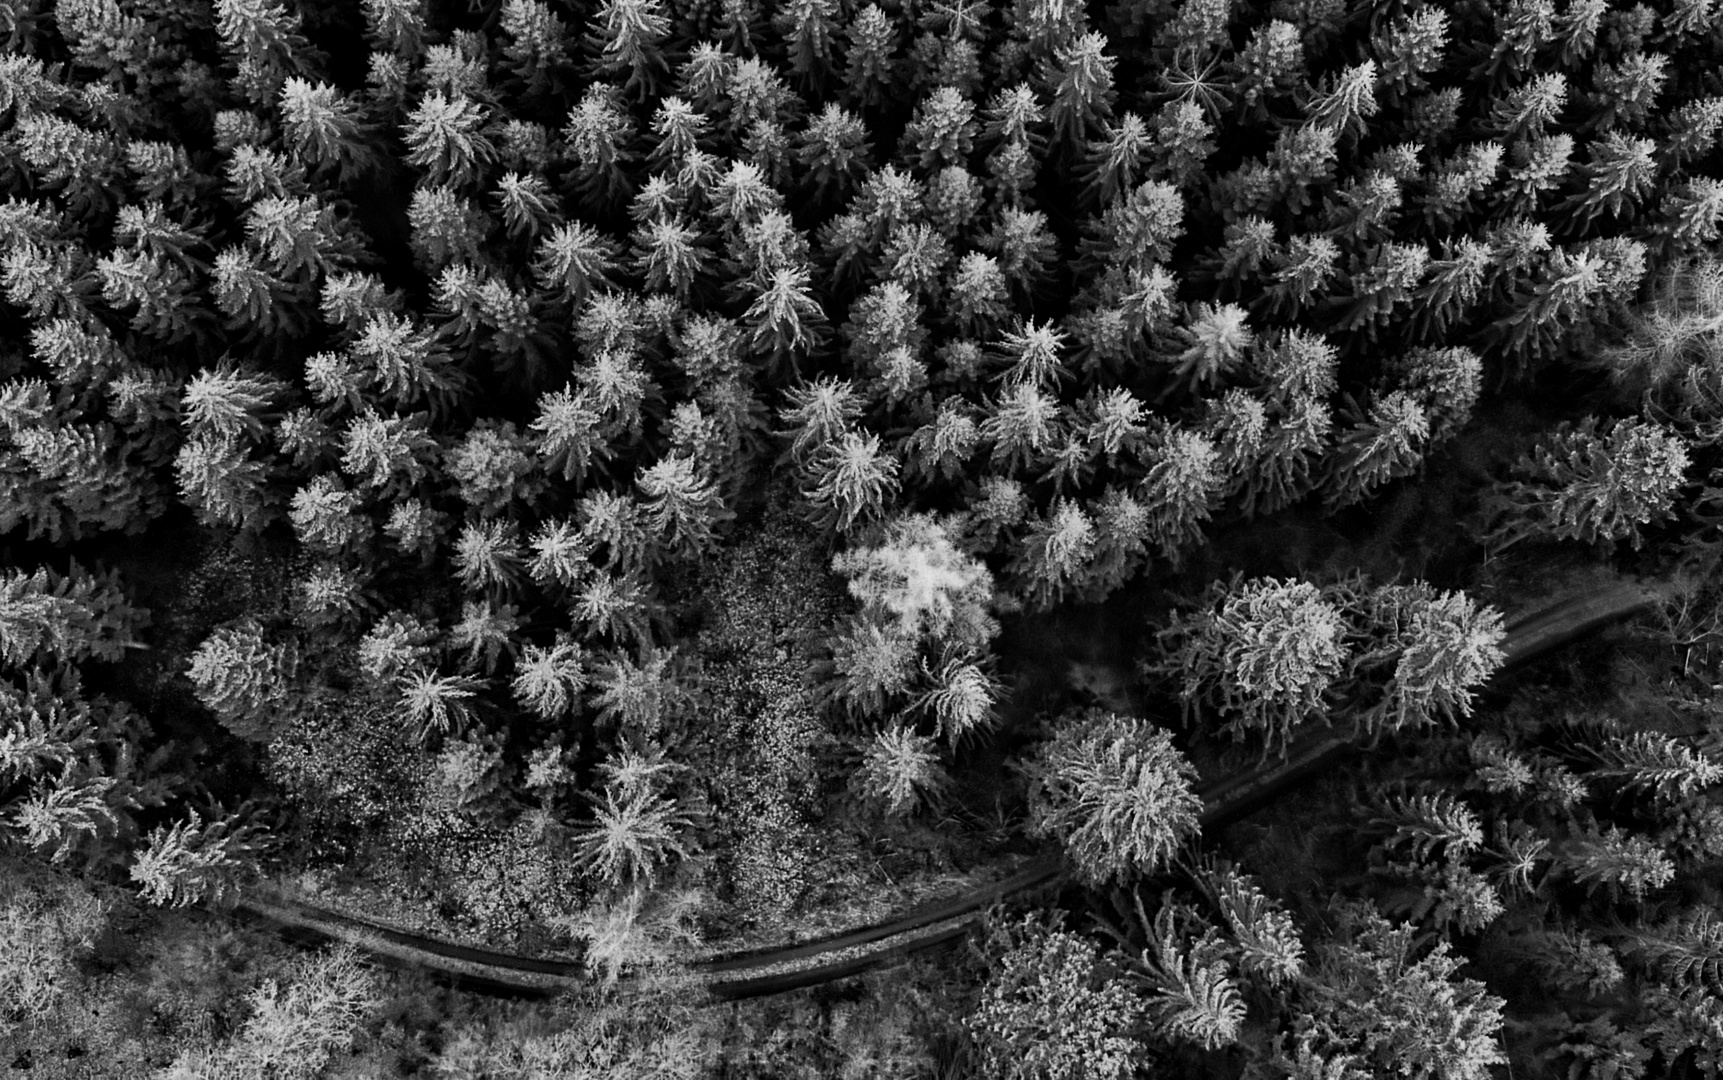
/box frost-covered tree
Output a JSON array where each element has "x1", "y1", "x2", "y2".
[
  {"x1": 279, "y1": 76, "x2": 380, "y2": 178},
  {"x1": 174, "y1": 433, "x2": 279, "y2": 532},
  {"x1": 511, "y1": 631, "x2": 587, "y2": 720},
  {"x1": 446, "y1": 419, "x2": 546, "y2": 517},
  {"x1": 583, "y1": 0, "x2": 672, "y2": 102},
  {"x1": 339, "y1": 409, "x2": 439, "y2": 499},
  {"x1": 287, "y1": 474, "x2": 369, "y2": 556},
  {"x1": 0, "y1": 562, "x2": 148, "y2": 671},
  {"x1": 215, "y1": 0, "x2": 317, "y2": 104},
  {"x1": 403, "y1": 89, "x2": 496, "y2": 189},
  {"x1": 832, "y1": 512, "x2": 998, "y2": 650},
  {"x1": 1154, "y1": 576, "x2": 1349, "y2": 753},
  {"x1": 186, "y1": 619, "x2": 299, "y2": 741},
  {"x1": 130, "y1": 808, "x2": 267, "y2": 907},
  {"x1": 802, "y1": 428, "x2": 900, "y2": 534},
  {"x1": 397, "y1": 666, "x2": 485, "y2": 742},
  {"x1": 1023, "y1": 708, "x2": 1201, "y2": 885},
  {"x1": 855, "y1": 725, "x2": 948, "y2": 818},
  {"x1": 1303, "y1": 900, "x2": 1507, "y2": 1079},
  {"x1": 967, "y1": 913, "x2": 1148, "y2": 1080},
  {"x1": 1477, "y1": 417, "x2": 1690, "y2": 550},
  {"x1": 1323, "y1": 391, "x2": 1431, "y2": 510},
  {"x1": 636, "y1": 453, "x2": 729, "y2": 556},
  {"x1": 1352, "y1": 583, "x2": 1506, "y2": 735}
]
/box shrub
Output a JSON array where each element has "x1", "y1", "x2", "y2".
[
  {"x1": 1023, "y1": 708, "x2": 1201, "y2": 885},
  {"x1": 967, "y1": 912, "x2": 1148, "y2": 1080}
]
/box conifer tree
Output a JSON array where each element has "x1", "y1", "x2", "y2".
[
  {"x1": 1041, "y1": 31, "x2": 1117, "y2": 149},
  {"x1": 1322, "y1": 391, "x2": 1430, "y2": 510},
  {"x1": 512, "y1": 631, "x2": 587, "y2": 720},
  {"x1": 1372, "y1": 6, "x2": 1448, "y2": 104},
  {"x1": 1133, "y1": 905, "x2": 1246, "y2": 1050},
  {"x1": 499, "y1": 0, "x2": 573, "y2": 103},
  {"x1": 339, "y1": 408, "x2": 439, "y2": 499},
  {"x1": 174, "y1": 433, "x2": 280, "y2": 532},
  {"x1": 636, "y1": 453, "x2": 730, "y2": 556},
  {"x1": 397, "y1": 666, "x2": 486, "y2": 743},
  {"x1": 1477, "y1": 416, "x2": 1689, "y2": 550},
  {"x1": 130, "y1": 808, "x2": 267, "y2": 907},
  {"x1": 573, "y1": 779, "x2": 696, "y2": 890},
  {"x1": 1154, "y1": 575, "x2": 1349, "y2": 753},
  {"x1": 802, "y1": 428, "x2": 901, "y2": 534},
  {"x1": 1023, "y1": 708, "x2": 1201, "y2": 884},
  {"x1": 562, "y1": 84, "x2": 640, "y2": 213},
  {"x1": 280, "y1": 76, "x2": 380, "y2": 179},
  {"x1": 1138, "y1": 424, "x2": 1226, "y2": 562},
  {"x1": 187, "y1": 619, "x2": 299, "y2": 740},
  {"x1": 583, "y1": 0, "x2": 672, "y2": 102},
  {"x1": 1009, "y1": 497, "x2": 1096, "y2": 610},
  {"x1": 842, "y1": 4, "x2": 898, "y2": 110},
  {"x1": 1354, "y1": 583, "x2": 1507, "y2": 734},
  {"x1": 855, "y1": 725, "x2": 948, "y2": 817},
  {"x1": 215, "y1": 0, "x2": 318, "y2": 105}
]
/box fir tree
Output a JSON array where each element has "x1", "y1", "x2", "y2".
[
  {"x1": 498, "y1": 0, "x2": 572, "y2": 103},
  {"x1": 1561, "y1": 825, "x2": 1676, "y2": 900},
  {"x1": 636, "y1": 453, "x2": 730, "y2": 556},
  {"x1": 1154, "y1": 575, "x2": 1349, "y2": 753},
  {"x1": 1009, "y1": 497, "x2": 1096, "y2": 611},
  {"x1": 511, "y1": 631, "x2": 588, "y2": 720},
  {"x1": 287, "y1": 474, "x2": 368, "y2": 556},
  {"x1": 447, "y1": 599, "x2": 521, "y2": 675},
  {"x1": 130, "y1": 808, "x2": 267, "y2": 907},
  {"x1": 562, "y1": 84, "x2": 640, "y2": 213},
  {"x1": 532, "y1": 221, "x2": 622, "y2": 309},
  {"x1": 1138, "y1": 424, "x2": 1226, "y2": 562},
  {"x1": 279, "y1": 76, "x2": 380, "y2": 179},
  {"x1": 802, "y1": 428, "x2": 901, "y2": 534},
  {"x1": 842, "y1": 4, "x2": 898, "y2": 110},
  {"x1": 1023, "y1": 708, "x2": 1200, "y2": 884},
  {"x1": 1228, "y1": 19, "x2": 1304, "y2": 121},
  {"x1": 1322, "y1": 391, "x2": 1430, "y2": 510},
  {"x1": 214, "y1": 0, "x2": 317, "y2": 104},
  {"x1": 1042, "y1": 31, "x2": 1117, "y2": 149},
  {"x1": 573, "y1": 782, "x2": 695, "y2": 890},
  {"x1": 795, "y1": 102, "x2": 874, "y2": 205},
  {"x1": 174, "y1": 433, "x2": 279, "y2": 532},
  {"x1": 1134, "y1": 906, "x2": 1246, "y2": 1050},
  {"x1": 1372, "y1": 6, "x2": 1448, "y2": 104},
  {"x1": 855, "y1": 725, "x2": 949, "y2": 817},
  {"x1": 187, "y1": 619, "x2": 299, "y2": 740},
  {"x1": 397, "y1": 666, "x2": 485, "y2": 743},
  {"x1": 340, "y1": 409, "x2": 439, "y2": 499},
  {"x1": 1477, "y1": 416, "x2": 1690, "y2": 550},
  {"x1": 452, "y1": 519, "x2": 528, "y2": 596},
  {"x1": 586, "y1": 0, "x2": 672, "y2": 103}
]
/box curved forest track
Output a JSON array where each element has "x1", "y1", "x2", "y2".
[{"x1": 223, "y1": 579, "x2": 1672, "y2": 1001}]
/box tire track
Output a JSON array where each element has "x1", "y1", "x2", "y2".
[{"x1": 224, "y1": 579, "x2": 1668, "y2": 1000}]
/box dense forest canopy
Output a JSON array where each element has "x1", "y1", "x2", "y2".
[{"x1": 2, "y1": 0, "x2": 1723, "y2": 1072}]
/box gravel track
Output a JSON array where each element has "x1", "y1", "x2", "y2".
[{"x1": 222, "y1": 579, "x2": 1669, "y2": 1000}]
